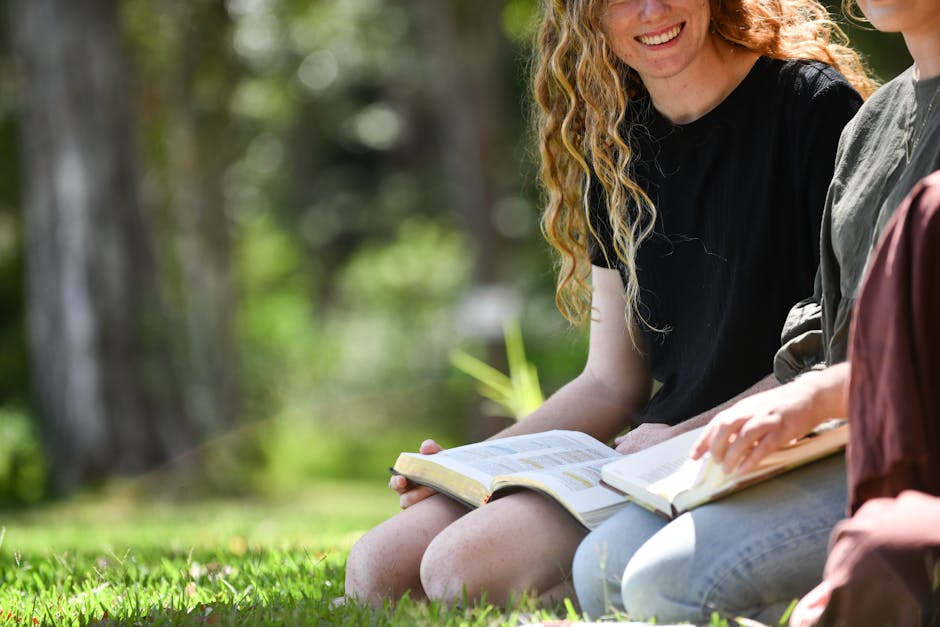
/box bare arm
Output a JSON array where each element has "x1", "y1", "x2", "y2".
[
  {"x1": 494, "y1": 265, "x2": 652, "y2": 443},
  {"x1": 393, "y1": 266, "x2": 651, "y2": 507}
]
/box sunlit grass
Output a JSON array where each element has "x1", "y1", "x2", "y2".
[
  {"x1": 0, "y1": 481, "x2": 390, "y2": 625},
  {"x1": 0, "y1": 481, "x2": 571, "y2": 626},
  {"x1": 0, "y1": 480, "x2": 748, "y2": 626}
]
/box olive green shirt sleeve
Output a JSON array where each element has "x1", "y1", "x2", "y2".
[{"x1": 774, "y1": 274, "x2": 825, "y2": 382}]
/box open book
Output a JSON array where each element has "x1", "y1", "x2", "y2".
[
  {"x1": 392, "y1": 430, "x2": 627, "y2": 530},
  {"x1": 600, "y1": 420, "x2": 848, "y2": 519}
]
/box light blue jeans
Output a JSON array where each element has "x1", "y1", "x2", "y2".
[{"x1": 572, "y1": 455, "x2": 846, "y2": 624}]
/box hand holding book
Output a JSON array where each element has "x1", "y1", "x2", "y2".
[
  {"x1": 392, "y1": 431, "x2": 628, "y2": 529},
  {"x1": 391, "y1": 439, "x2": 444, "y2": 508}
]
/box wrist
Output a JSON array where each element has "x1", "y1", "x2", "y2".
[{"x1": 794, "y1": 363, "x2": 849, "y2": 420}]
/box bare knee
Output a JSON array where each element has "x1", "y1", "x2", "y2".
[
  {"x1": 419, "y1": 492, "x2": 586, "y2": 606},
  {"x1": 419, "y1": 535, "x2": 508, "y2": 606},
  {"x1": 345, "y1": 530, "x2": 401, "y2": 608},
  {"x1": 419, "y1": 533, "x2": 477, "y2": 605},
  {"x1": 345, "y1": 494, "x2": 469, "y2": 607}
]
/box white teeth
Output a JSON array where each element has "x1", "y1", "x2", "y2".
[{"x1": 638, "y1": 25, "x2": 681, "y2": 46}]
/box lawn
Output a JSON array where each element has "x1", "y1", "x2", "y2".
[
  {"x1": 0, "y1": 474, "x2": 764, "y2": 626},
  {"x1": 0, "y1": 480, "x2": 587, "y2": 626}
]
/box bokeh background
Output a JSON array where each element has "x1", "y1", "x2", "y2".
[{"x1": 0, "y1": 0, "x2": 912, "y2": 506}]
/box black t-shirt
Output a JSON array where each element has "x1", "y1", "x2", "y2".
[{"x1": 589, "y1": 56, "x2": 862, "y2": 426}]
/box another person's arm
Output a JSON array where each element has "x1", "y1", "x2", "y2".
[{"x1": 690, "y1": 362, "x2": 850, "y2": 474}]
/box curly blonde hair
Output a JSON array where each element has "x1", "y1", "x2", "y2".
[{"x1": 534, "y1": 0, "x2": 877, "y2": 339}]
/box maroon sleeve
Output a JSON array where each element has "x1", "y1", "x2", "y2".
[{"x1": 846, "y1": 170, "x2": 940, "y2": 513}]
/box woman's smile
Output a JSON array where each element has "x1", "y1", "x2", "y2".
[{"x1": 635, "y1": 22, "x2": 684, "y2": 47}]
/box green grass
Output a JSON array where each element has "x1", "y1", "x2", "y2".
[
  {"x1": 0, "y1": 481, "x2": 747, "y2": 626},
  {"x1": 0, "y1": 481, "x2": 569, "y2": 626}
]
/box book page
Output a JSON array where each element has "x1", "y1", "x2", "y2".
[
  {"x1": 396, "y1": 430, "x2": 618, "y2": 494},
  {"x1": 635, "y1": 456, "x2": 694, "y2": 485},
  {"x1": 455, "y1": 431, "x2": 625, "y2": 517},
  {"x1": 395, "y1": 430, "x2": 627, "y2": 528},
  {"x1": 470, "y1": 431, "x2": 608, "y2": 469},
  {"x1": 645, "y1": 456, "x2": 711, "y2": 499},
  {"x1": 599, "y1": 427, "x2": 706, "y2": 515},
  {"x1": 501, "y1": 456, "x2": 626, "y2": 513},
  {"x1": 490, "y1": 453, "x2": 629, "y2": 529},
  {"x1": 602, "y1": 427, "x2": 704, "y2": 489}
]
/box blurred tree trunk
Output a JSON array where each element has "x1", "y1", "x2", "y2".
[
  {"x1": 421, "y1": 1, "x2": 518, "y2": 439},
  {"x1": 7, "y1": 0, "x2": 195, "y2": 491},
  {"x1": 149, "y1": 0, "x2": 239, "y2": 440},
  {"x1": 423, "y1": 0, "x2": 509, "y2": 284}
]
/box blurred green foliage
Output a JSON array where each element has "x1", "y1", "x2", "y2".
[{"x1": 0, "y1": 406, "x2": 47, "y2": 505}]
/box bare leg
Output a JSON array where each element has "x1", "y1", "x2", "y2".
[
  {"x1": 419, "y1": 491, "x2": 587, "y2": 606},
  {"x1": 345, "y1": 493, "x2": 470, "y2": 607}
]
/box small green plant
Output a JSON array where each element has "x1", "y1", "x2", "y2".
[
  {"x1": 776, "y1": 599, "x2": 800, "y2": 625},
  {"x1": 449, "y1": 320, "x2": 544, "y2": 420}
]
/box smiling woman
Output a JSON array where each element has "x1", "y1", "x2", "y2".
[{"x1": 344, "y1": 0, "x2": 877, "y2": 621}]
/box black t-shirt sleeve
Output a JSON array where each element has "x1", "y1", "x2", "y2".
[{"x1": 787, "y1": 67, "x2": 863, "y2": 268}]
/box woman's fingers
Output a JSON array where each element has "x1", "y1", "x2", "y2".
[
  {"x1": 707, "y1": 415, "x2": 749, "y2": 462},
  {"x1": 399, "y1": 485, "x2": 437, "y2": 509},
  {"x1": 718, "y1": 420, "x2": 770, "y2": 472},
  {"x1": 388, "y1": 438, "x2": 445, "y2": 506},
  {"x1": 389, "y1": 474, "x2": 409, "y2": 494},
  {"x1": 732, "y1": 428, "x2": 787, "y2": 474},
  {"x1": 389, "y1": 475, "x2": 438, "y2": 506},
  {"x1": 690, "y1": 428, "x2": 713, "y2": 459},
  {"x1": 691, "y1": 414, "x2": 745, "y2": 461}
]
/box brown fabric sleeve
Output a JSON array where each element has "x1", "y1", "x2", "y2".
[{"x1": 846, "y1": 170, "x2": 940, "y2": 514}]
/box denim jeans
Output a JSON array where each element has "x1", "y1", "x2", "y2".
[{"x1": 572, "y1": 455, "x2": 847, "y2": 624}]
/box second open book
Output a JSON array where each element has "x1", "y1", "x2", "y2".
[
  {"x1": 392, "y1": 421, "x2": 847, "y2": 528},
  {"x1": 599, "y1": 419, "x2": 847, "y2": 518}
]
